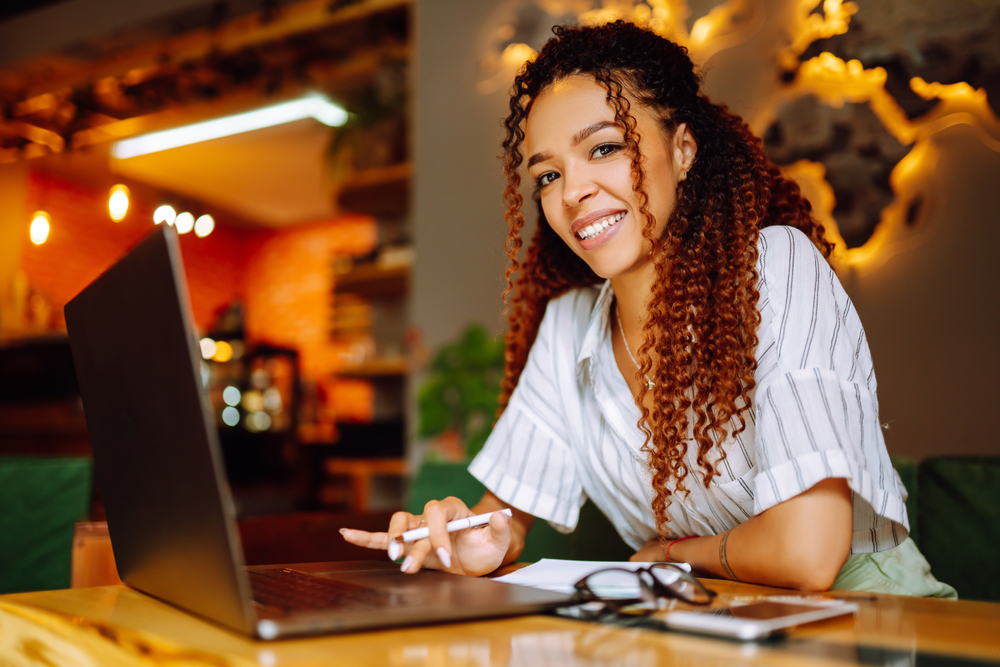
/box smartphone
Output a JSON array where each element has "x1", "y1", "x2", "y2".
[{"x1": 662, "y1": 600, "x2": 859, "y2": 640}]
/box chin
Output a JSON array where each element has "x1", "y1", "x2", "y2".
[
  {"x1": 570, "y1": 232, "x2": 651, "y2": 281},
  {"x1": 579, "y1": 255, "x2": 633, "y2": 281}
]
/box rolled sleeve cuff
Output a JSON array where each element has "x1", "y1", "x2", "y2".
[
  {"x1": 467, "y1": 403, "x2": 585, "y2": 533},
  {"x1": 468, "y1": 453, "x2": 582, "y2": 533},
  {"x1": 754, "y1": 448, "x2": 909, "y2": 553}
]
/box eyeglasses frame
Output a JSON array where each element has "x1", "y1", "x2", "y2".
[{"x1": 572, "y1": 562, "x2": 717, "y2": 613}]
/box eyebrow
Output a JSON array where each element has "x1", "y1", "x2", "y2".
[{"x1": 526, "y1": 120, "x2": 619, "y2": 169}]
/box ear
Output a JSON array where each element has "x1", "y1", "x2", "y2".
[{"x1": 672, "y1": 123, "x2": 697, "y2": 180}]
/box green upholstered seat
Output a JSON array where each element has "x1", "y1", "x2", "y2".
[
  {"x1": 407, "y1": 462, "x2": 633, "y2": 562},
  {"x1": 917, "y1": 457, "x2": 1000, "y2": 602},
  {"x1": 890, "y1": 455, "x2": 919, "y2": 547},
  {"x1": 0, "y1": 457, "x2": 93, "y2": 593}
]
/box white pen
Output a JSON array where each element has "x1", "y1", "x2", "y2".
[{"x1": 387, "y1": 509, "x2": 512, "y2": 561}]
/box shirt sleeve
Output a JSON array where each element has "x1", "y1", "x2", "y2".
[
  {"x1": 468, "y1": 299, "x2": 588, "y2": 533},
  {"x1": 752, "y1": 227, "x2": 908, "y2": 553}
]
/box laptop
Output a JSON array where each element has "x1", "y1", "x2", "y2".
[{"x1": 64, "y1": 225, "x2": 571, "y2": 639}]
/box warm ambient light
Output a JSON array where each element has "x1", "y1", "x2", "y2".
[
  {"x1": 247, "y1": 411, "x2": 272, "y2": 432},
  {"x1": 241, "y1": 390, "x2": 264, "y2": 413},
  {"x1": 29, "y1": 211, "x2": 50, "y2": 245},
  {"x1": 175, "y1": 212, "x2": 195, "y2": 234},
  {"x1": 194, "y1": 214, "x2": 215, "y2": 238},
  {"x1": 263, "y1": 387, "x2": 283, "y2": 413},
  {"x1": 111, "y1": 94, "x2": 349, "y2": 159},
  {"x1": 108, "y1": 184, "x2": 130, "y2": 221},
  {"x1": 212, "y1": 340, "x2": 233, "y2": 363},
  {"x1": 154, "y1": 205, "x2": 176, "y2": 225}
]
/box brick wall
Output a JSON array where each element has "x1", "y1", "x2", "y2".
[
  {"x1": 22, "y1": 170, "x2": 252, "y2": 331},
  {"x1": 242, "y1": 216, "x2": 377, "y2": 379},
  {"x1": 20, "y1": 170, "x2": 377, "y2": 389}
]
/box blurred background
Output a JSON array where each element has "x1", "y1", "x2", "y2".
[{"x1": 0, "y1": 0, "x2": 997, "y2": 596}]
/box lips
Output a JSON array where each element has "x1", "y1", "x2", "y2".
[{"x1": 574, "y1": 210, "x2": 626, "y2": 241}]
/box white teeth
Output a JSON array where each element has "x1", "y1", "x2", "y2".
[{"x1": 577, "y1": 212, "x2": 625, "y2": 240}]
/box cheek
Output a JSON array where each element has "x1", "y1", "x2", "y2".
[
  {"x1": 644, "y1": 173, "x2": 678, "y2": 222},
  {"x1": 540, "y1": 192, "x2": 570, "y2": 235}
]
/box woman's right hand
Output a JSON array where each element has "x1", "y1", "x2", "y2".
[{"x1": 340, "y1": 495, "x2": 515, "y2": 576}]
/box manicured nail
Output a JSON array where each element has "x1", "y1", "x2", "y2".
[
  {"x1": 339, "y1": 528, "x2": 347, "y2": 535},
  {"x1": 400, "y1": 556, "x2": 413, "y2": 573},
  {"x1": 388, "y1": 541, "x2": 401, "y2": 561},
  {"x1": 436, "y1": 547, "x2": 452, "y2": 568}
]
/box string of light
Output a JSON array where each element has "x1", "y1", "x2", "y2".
[
  {"x1": 30, "y1": 185, "x2": 216, "y2": 245},
  {"x1": 26, "y1": 94, "x2": 346, "y2": 245}
]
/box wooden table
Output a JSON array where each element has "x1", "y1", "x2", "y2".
[{"x1": 1, "y1": 574, "x2": 998, "y2": 666}]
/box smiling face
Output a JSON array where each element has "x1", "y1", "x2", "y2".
[{"x1": 525, "y1": 75, "x2": 695, "y2": 281}]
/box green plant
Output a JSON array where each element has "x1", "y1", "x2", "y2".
[
  {"x1": 417, "y1": 324, "x2": 506, "y2": 459},
  {"x1": 327, "y1": 69, "x2": 408, "y2": 172}
]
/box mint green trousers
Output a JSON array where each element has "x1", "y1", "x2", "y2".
[{"x1": 832, "y1": 537, "x2": 957, "y2": 599}]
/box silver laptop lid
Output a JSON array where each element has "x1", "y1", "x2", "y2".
[{"x1": 65, "y1": 225, "x2": 255, "y2": 634}]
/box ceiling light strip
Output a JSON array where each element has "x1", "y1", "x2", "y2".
[{"x1": 111, "y1": 95, "x2": 348, "y2": 159}]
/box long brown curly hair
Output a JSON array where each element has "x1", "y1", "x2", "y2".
[{"x1": 498, "y1": 21, "x2": 833, "y2": 536}]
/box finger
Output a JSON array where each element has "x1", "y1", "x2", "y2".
[
  {"x1": 424, "y1": 500, "x2": 460, "y2": 570},
  {"x1": 339, "y1": 529, "x2": 391, "y2": 550},
  {"x1": 487, "y1": 510, "x2": 511, "y2": 544},
  {"x1": 401, "y1": 538, "x2": 434, "y2": 573},
  {"x1": 386, "y1": 511, "x2": 423, "y2": 561},
  {"x1": 387, "y1": 511, "x2": 417, "y2": 541}
]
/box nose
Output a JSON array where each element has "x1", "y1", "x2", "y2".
[{"x1": 561, "y1": 167, "x2": 597, "y2": 209}]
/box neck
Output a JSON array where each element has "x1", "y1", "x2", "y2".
[{"x1": 610, "y1": 258, "x2": 657, "y2": 335}]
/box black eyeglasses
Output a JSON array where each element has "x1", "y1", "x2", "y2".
[{"x1": 572, "y1": 563, "x2": 716, "y2": 615}]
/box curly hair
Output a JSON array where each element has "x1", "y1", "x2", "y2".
[{"x1": 498, "y1": 21, "x2": 833, "y2": 537}]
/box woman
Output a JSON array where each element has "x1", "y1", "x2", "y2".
[{"x1": 343, "y1": 21, "x2": 954, "y2": 596}]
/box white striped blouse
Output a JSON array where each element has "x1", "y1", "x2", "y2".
[{"x1": 469, "y1": 226, "x2": 909, "y2": 554}]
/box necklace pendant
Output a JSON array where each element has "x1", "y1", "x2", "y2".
[{"x1": 646, "y1": 378, "x2": 655, "y2": 390}]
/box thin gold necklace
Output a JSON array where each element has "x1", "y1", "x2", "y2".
[{"x1": 615, "y1": 305, "x2": 655, "y2": 390}]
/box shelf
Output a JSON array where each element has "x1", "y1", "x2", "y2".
[
  {"x1": 296, "y1": 422, "x2": 337, "y2": 445},
  {"x1": 323, "y1": 457, "x2": 408, "y2": 512},
  {"x1": 334, "y1": 264, "x2": 408, "y2": 299},
  {"x1": 335, "y1": 358, "x2": 409, "y2": 377},
  {"x1": 336, "y1": 162, "x2": 410, "y2": 218}
]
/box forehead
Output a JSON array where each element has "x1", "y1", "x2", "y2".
[{"x1": 525, "y1": 75, "x2": 615, "y2": 152}]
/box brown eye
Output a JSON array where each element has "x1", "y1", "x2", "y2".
[
  {"x1": 537, "y1": 172, "x2": 559, "y2": 187},
  {"x1": 592, "y1": 143, "x2": 621, "y2": 158}
]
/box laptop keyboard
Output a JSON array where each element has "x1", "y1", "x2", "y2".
[{"x1": 248, "y1": 568, "x2": 394, "y2": 613}]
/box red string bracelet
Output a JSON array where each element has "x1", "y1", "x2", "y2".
[{"x1": 665, "y1": 535, "x2": 698, "y2": 563}]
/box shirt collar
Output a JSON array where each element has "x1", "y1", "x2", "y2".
[{"x1": 576, "y1": 279, "x2": 615, "y2": 368}]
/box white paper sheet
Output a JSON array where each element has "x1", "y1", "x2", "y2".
[{"x1": 494, "y1": 558, "x2": 693, "y2": 596}]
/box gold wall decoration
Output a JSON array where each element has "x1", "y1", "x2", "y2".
[
  {"x1": 478, "y1": 0, "x2": 1000, "y2": 270},
  {"x1": 478, "y1": 0, "x2": 765, "y2": 95}
]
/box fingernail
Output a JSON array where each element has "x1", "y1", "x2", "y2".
[
  {"x1": 338, "y1": 528, "x2": 347, "y2": 535},
  {"x1": 436, "y1": 547, "x2": 452, "y2": 568},
  {"x1": 401, "y1": 556, "x2": 413, "y2": 573},
  {"x1": 388, "y1": 541, "x2": 401, "y2": 561}
]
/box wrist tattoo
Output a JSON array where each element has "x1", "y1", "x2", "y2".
[{"x1": 718, "y1": 530, "x2": 739, "y2": 581}]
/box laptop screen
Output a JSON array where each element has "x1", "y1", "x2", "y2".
[{"x1": 65, "y1": 225, "x2": 255, "y2": 634}]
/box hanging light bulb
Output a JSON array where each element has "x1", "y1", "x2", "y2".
[
  {"x1": 175, "y1": 211, "x2": 195, "y2": 234},
  {"x1": 194, "y1": 214, "x2": 215, "y2": 238},
  {"x1": 154, "y1": 205, "x2": 176, "y2": 225},
  {"x1": 29, "y1": 211, "x2": 50, "y2": 245},
  {"x1": 108, "y1": 184, "x2": 130, "y2": 221}
]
